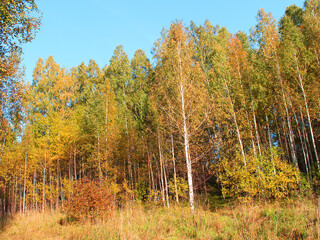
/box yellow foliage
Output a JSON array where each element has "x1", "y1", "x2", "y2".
[
  {"x1": 104, "y1": 179, "x2": 134, "y2": 206},
  {"x1": 216, "y1": 148, "x2": 301, "y2": 199},
  {"x1": 168, "y1": 177, "x2": 188, "y2": 200}
]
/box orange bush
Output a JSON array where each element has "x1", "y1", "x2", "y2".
[{"x1": 64, "y1": 177, "x2": 115, "y2": 222}]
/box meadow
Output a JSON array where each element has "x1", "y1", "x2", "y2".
[{"x1": 0, "y1": 197, "x2": 319, "y2": 240}]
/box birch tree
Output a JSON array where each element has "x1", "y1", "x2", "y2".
[{"x1": 154, "y1": 22, "x2": 209, "y2": 213}]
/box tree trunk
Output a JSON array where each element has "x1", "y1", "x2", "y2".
[
  {"x1": 266, "y1": 115, "x2": 276, "y2": 175},
  {"x1": 14, "y1": 176, "x2": 17, "y2": 213},
  {"x1": 157, "y1": 128, "x2": 166, "y2": 206},
  {"x1": 74, "y1": 144, "x2": 77, "y2": 182},
  {"x1": 301, "y1": 110, "x2": 312, "y2": 172},
  {"x1": 171, "y1": 132, "x2": 179, "y2": 203},
  {"x1": 246, "y1": 110, "x2": 257, "y2": 158},
  {"x1": 252, "y1": 101, "x2": 262, "y2": 155},
  {"x1": 295, "y1": 54, "x2": 319, "y2": 169},
  {"x1": 179, "y1": 74, "x2": 194, "y2": 212},
  {"x1": 224, "y1": 79, "x2": 247, "y2": 169},
  {"x1": 23, "y1": 153, "x2": 27, "y2": 215},
  {"x1": 105, "y1": 96, "x2": 109, "y2": 178},
  {"x1": 97, "y1": 133, "x2": 102, "y2": 182},
  {"x1": 42, "y1": 148, "x2": 47, "y2": 214},
  {"x1": 276, "y1": 60, "x2": 298, "y2": 168},
  {"x1": 33, "y1": 168, "x2": 37, "y2": 211},
  {"x1": 49, "y1": 170, "x2": 53, "y2": 212},
  {"x1": 19, "y1": 168, "x2": 22, "y2": 213},
  {"x1": 293, "y1": 110, "x2": 309, "y2": 176},
  {"x1": 163, "y1": 156, "x2": 170, "y2": 208},
  {"x1": 122, "y1": 85, "x2": 133, "y2": 189},
  {"x1": 147, "y1": 151, "x2": 156, "y2": 201}
]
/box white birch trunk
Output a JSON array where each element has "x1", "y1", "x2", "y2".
[
  {"x1": 294, "y1": 54, "x2": 319, "y2": 169},
  {"x1": 171, "y1": 132, "x2": 179, "y2": 203},
  {"x1": 224, "y1": 79, "x2": 247, "y2": 169},
  {"x1": 276, "y1": 60, "x2": 298, "y2": 168},
  {"x1": 178, "y1": 44, "x2": 195, "y2": 214}
]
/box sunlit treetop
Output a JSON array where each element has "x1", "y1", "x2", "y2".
[{"x1": 0, "y1": 0, "x2": 41, "y2": 78}]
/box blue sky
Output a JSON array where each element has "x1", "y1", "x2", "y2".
[{"x1": 22, "y1": 0, "x2": 305, "y2": 82}]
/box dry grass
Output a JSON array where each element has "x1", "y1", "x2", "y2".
[{"x1": 0, "y1": 197, "x2": 319, "y2": 239}]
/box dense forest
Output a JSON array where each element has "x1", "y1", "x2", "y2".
[{"x1": 1, "y1": 0, "x2": 320, "y2": 217}]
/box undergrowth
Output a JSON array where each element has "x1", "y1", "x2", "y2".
[{"x1": 0, "y1": 196, "x2": 319, "y2": 239}]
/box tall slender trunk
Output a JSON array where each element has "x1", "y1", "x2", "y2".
[
  {"x1": 105, "y1": 96, "x2": 109, "y2": 178},
  {"x1": 275, "y1": 112, "x2": 284, "y2": 154},
  {"x1": 19, "y1": 168, "x2": 22, "y2": 213},
  {"x1": 171, "y1": 132, "x2": 179, "y2": 203},
  {"x1": 301, "y1": 110, "x2": 312, "y2": 172},
  {"x1": 74, "y1": 144, "x2": 77, "y2": 182},
  {"x1": 147, "y1": 148, "x2": 152, "y2": 197},
  {"x1": 284, "y1": 97, "x2": 298, "y2": 168},
  {"x1": 266, "y1": 115, "x2": 276, "y2": 175},
  {"x1": 49, "y1": 170, "x2": 53, "y2": 211},
  {"x1": 68, "y1": 151, "x2": 71, "y2": 181},
  {"x1": 178, "y1": 44, "x2": 195, "y2": 213},
  {"x1": 157, "y1": 128, "x2": 166, "y2": 206},
  {"x1": 59, "y1": 167, "x2": 64, "y2": 209},
  {"x1": 23, "y1": 153, "x2": 27, "y2": 215},
  {"x1": 14, "y1": 176, "x2": 17, "y2": 213},
  {"x1": 155, "y1": 158, "x2": 162, "y2": 203},
  {"x1": 252, "y1": 101, "x2": 262, "y2": 155},
  {"x1": 56, "y1": 164, "x2": 59, "y2": 210},
  {"x1": 235, "y1": 55, "x2": 257, "y2": 158},
  {"x1": 3, "y1": 185, "x2": 6, "y2": 214},
  {"x1": 293, "y1": 110, "x2": 309, "y2": 176},
  {"x1": 282, "y1": 119, "x2": 291, "y2": 163},
  {"x1": 246, "y1": 110, "x2": 257, "y2": 158},
  {"x1": 56, "y1": 159, "x2": 60, "y2": 209},
  {"x1": 163, "y1": 155, "x2": 170, "y2": 208},
  {"x1": 122, "y1": 85, "x2": 133, "y2": 189},
  {"x1": 224, "y1": 78, "x2": 247, "y2": 169},
  {"x1": 147, "y1": 151, "x2": 156, "y2": 201},
  {"x1": 33, "y1": 168, "x2": 37, "y2": 211},
  {"x1": 97, "y1": 133, "x2": 102, "y2": 182},
  {"x1": 42, "y1": 148, "x2": 47, "y2": 214},
  {"x1": 8, "y1": 181, "x2": 11, "y2": 213},
  {"x1": 276, "y1": 60, "x2": 298, "y2": 168},
  {"x1": 294, "y1": 54, "x2": 319, "y2": 169}
]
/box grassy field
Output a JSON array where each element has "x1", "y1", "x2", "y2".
[{"x1": 0, "y1": 197, "x2": 319, "y2": 239}]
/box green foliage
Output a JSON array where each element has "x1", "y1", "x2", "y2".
[
  {"x1": 134, "y1": 180, "x2": 149, "y2": 202},
  {"x1": 216, "y1": 148, "x2": 301, "y2": 199}
]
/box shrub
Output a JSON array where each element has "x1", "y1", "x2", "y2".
[
  {"x1": 216, "y1": 147, "x2": 302, "y2": 199},
  {"x1": 168, "y1": 177, "x2": 189, "y2": 200},
  {"x1": 109, "y1": 179, "x2": 134, "y2": 206},
  {"x1": 64, "y1": 177, "x2": 115, "y2": 222}
]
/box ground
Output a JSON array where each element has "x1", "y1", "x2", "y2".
[{"x1": 0, "y1": 197, "x2": 319, "y2": 239}]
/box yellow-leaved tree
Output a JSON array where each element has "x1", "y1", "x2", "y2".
[{"x1": 153, "y1": 21, "x2": 210, "y2": 213}]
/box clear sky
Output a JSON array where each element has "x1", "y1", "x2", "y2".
[{"x1": 22, "y1": 0, "x2": 305, "y2": 83}]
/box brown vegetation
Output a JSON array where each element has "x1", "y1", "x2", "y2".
[
  {"x1": 64, "y1": 177, "x2": 115, "y2": 223},
  {"x1": 0, "y1": 197, "x2": 319, "y2": 239}
]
